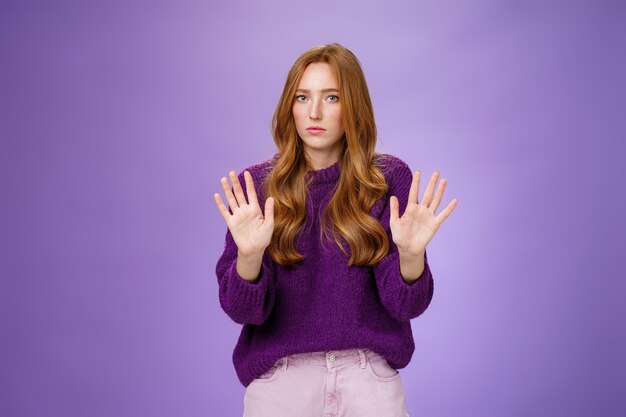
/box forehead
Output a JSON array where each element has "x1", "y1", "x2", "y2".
[{"x1": 297, "y1": 62, "x2": 338, "y2": 89}]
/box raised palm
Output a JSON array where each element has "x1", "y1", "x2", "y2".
[
  {"x1": 390, "y1": 171, "x2": 458, "y2": 256},
  {"x1": 214, "y1": 171, "x2": 275, "y2": 257}
]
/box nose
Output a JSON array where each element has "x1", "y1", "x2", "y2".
[{"x1": 309, "y1": 100, "x2": 322, "y2": 120}]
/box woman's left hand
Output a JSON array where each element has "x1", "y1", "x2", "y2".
[{"x1": 390, "y1": 171, "x2": 458, "y2": 257}]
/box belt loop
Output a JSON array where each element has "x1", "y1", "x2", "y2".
[
  {"x1": 358, "y1": 349, "x2": 366, "y2": 369},
  {"x1": 282, "y1": 356, "x2": 289, "y2": 371}
]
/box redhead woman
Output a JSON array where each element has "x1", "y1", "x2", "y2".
[{"x1": 214, "y1": 43, "x2": 458, "y2": 417}]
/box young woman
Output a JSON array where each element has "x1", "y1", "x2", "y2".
[{"x1": 214, "y1": 43, "x2": 458, "y2": 417}]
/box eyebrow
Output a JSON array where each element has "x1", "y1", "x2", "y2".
[{"x1": 295, "y1": 88, "x2": 339, "y2": 94}]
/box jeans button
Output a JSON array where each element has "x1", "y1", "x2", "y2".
[{"x1": 328, "y1": 353, "x2": 336, "y2": 362}]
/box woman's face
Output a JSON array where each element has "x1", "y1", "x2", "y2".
[{"x1": 292, "y1": 62, "x2": 345, "y2": 166}]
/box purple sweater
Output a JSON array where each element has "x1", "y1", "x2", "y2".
[{"x1": 215, "y1": 153, "x2": 434, "y2": 387}]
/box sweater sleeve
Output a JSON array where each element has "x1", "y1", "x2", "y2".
[
  {"x1": 214, "y1": 170, "x2": 276, "y2": 325},
  {"x1": 372, "y1": 158, "x2": 434, "y2": 322}
]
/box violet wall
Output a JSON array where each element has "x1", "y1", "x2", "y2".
[{"x1": 2, "y1": 0, "x2": 625, "y2": 416}]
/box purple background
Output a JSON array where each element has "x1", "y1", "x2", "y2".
[{"x1": 2, "y1": 0, "x2": 625, "y2": 416}]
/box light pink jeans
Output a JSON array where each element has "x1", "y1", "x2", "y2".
[{"x1": 243, "y1": 348, "x2": 410, "y2": 417}]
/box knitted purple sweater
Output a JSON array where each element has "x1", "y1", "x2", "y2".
[{"x1": 215, "y1": 153, "x2": 434, "y2": 387}]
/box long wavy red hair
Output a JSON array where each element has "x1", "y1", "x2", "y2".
[{"x1": 264, "y1": 43, "x2": 390, "y2": 267}]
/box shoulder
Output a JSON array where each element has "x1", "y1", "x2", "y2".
[
  {"x1": 373, "y1": 152, "x2": 413, "y2": 187},
  {"x1": 238, "y1": 153, "x2": 278, "y2": 182},
  {"x1": 235, "y1": 154, "x2": 278, "y2": 199}
]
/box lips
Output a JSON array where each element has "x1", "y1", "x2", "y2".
[{"x1": 306, "y1": 126, "x2": 326, "y2": 134}]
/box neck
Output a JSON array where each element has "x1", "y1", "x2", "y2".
[{"x1": 305, "y1": 150, "x2": 340, "y2": 171}]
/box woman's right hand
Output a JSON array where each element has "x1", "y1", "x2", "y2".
[{"x1": 214, "y1": 170, "x2": 275, "y2": 258}]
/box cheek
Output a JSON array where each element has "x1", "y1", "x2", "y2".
[
  {"x1": 292, "y1": 107, "x2": 304, "y2": 126},
  {"x1": 333, "y1": 108, "x2": 344, "y2": 130}
]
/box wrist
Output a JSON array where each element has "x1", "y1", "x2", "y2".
[
  {"x1": 398, "y1": 249, "x2": 426, "y2": 284},
  {"x1": 237, "y1": 249, "x2": 265, "y2": 261},
  {"x1": 236, "y1": 250, "x2": 265, "y2": 283},
  {"x1": 398, "y1": 248, "x2": 425, "y2": 262}
]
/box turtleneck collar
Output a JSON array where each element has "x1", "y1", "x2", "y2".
[{"x1": 305, "y1": 160, "x2": 341, "y2": 186}]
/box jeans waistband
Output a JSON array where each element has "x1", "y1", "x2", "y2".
[{"x1": 278, "y1": 348, "x2": 385, "y2": 371}]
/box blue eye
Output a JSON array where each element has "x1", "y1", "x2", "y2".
[
  {"x1": 327, "y1": 95, "x2": 339, "y2": 102},
  {"x1": 295, "y1": 95, "x2": 307, "y2": 102}
]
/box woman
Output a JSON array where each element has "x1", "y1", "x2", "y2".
[{"x1": 214, "y1": 43, "x2": 458, "y2": 417}]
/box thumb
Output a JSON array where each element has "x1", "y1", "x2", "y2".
[
  {"x1": 389, "y1": 195, "x2": 400, "y2": 223},
  {"x1": 263, "y1": 197, "x2": 275, "y2": 228}
]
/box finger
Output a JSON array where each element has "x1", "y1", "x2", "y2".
[
  {"x1": 436, "y1": 198, "x2": 459, "y2": 224},
  {"x1": 430, "y1": 178, "x2": 446, "y2": 213},
  {"x1": 407, "y1": 170, "x2": 420, "y2": 205},
  {"x1": 421, "y1": 171, "x2": 440, "y2": 207},
  {"x1": 230, "y1": 171, "x2": 248, "y2": 207},
  {"x1": 244, "y1": 171, "x2": 260, "y2": 208},
  {"x1": 213, "y1": 193, "x2": 232, "y2": 223},
  {"x1": 389, "y1": 195, "x2": 400, "y2": 223},
  {"x1": 221, "y1": 176, "x2": 239, "y2": 210},
  {"x1": 263, "y1": 197, "x2": 275, "y2": 229}
]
